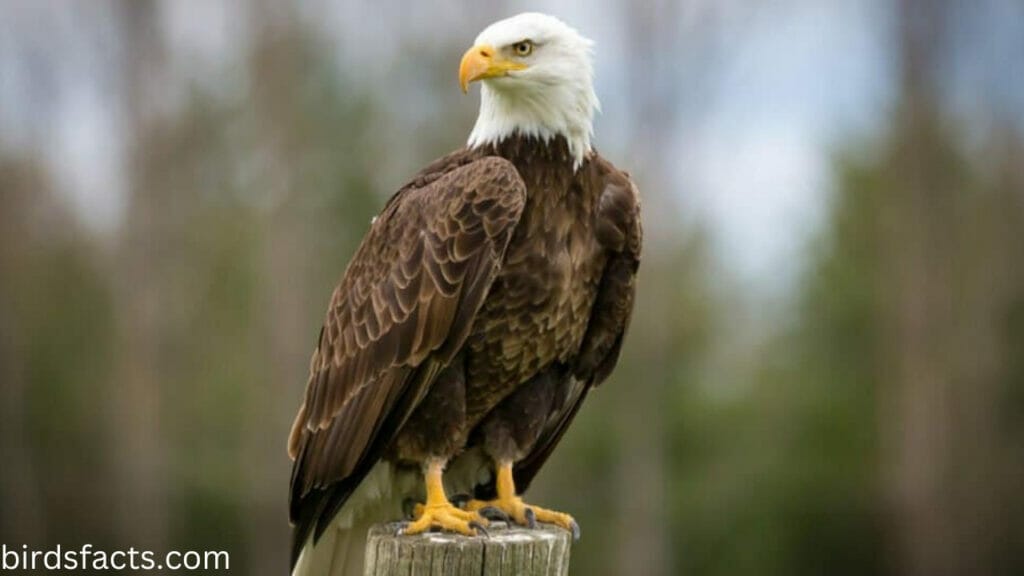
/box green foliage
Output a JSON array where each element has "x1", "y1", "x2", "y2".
[{"x1": 0, "y1": 157, "x2": 116, "y2": 548}]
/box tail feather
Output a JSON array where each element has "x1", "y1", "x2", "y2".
[
  {"x1": 291, "y1": 462, "x2": 410, "y2": 576},
  {"x1": 292, "y1": 518, "x2": 372, "y2": 576}
]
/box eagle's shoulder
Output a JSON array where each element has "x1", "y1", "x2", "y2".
[
  {"x1": 396, "y1": 146, "x2": 519, "y2": 191},
  {"x1": 586, "y1": 152, "x2": 642, "y2": 256},
  {"x1": 382, "y1": 147, "x2": 525, "y2": 223}
]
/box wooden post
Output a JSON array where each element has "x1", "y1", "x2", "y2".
[{"x1": 364, "y1": 522, "x2": 572, "y2": 576}]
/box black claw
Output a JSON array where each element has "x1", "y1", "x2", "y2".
[
  {"x1": 524, "y1": 507, "x2": 537, "y2": 529},
  {"x1": 479, "y1": 506, "x2": 510, "y2": 523},
  {"x1": 469, "y1": 521, "x2": 490, "y2": 537},
  {"x1": 569, "y1": 520, "x2": 581, "y2": 541}
]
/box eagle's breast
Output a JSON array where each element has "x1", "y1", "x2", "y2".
[{"x1": 464, "y1": 146, "x2": 605, "y2": 425}]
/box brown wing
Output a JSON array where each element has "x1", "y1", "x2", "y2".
[
  {"x1": 289, "y1": 154, "x2": 525, "y2": 565},
  {"x1": 514, "y1": 159, "x2": 642, "y2": 493}
]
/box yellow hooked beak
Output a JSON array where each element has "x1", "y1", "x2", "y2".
[{"x1": 459, "y1": 44, "x2": 528, "y2": 93}]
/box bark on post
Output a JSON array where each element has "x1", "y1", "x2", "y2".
[{"x1": 364, "y1": 522, "x2": 571, "y2": 576}]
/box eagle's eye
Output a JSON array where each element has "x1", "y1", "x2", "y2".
[{"x1": 512, "y1": 41, "x2": 534, "y2": 57}]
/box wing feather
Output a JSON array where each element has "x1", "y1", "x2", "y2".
[{"x1": 289, "y1": 155, "x2": 525, "y2": 566}]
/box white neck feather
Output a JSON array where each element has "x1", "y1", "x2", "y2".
[{"x1": 468, "y1": 81, "x2": 598, "y2": 169}]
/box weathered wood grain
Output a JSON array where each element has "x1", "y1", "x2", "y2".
[{"x1": 364, "y1": 522, "x2": 571, "y2": 576}]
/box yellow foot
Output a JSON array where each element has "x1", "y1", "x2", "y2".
[
  {"x1": 400, "y1": 458, "x2": 488, "y2": 537},
  {"x1": 401, "y1": 502, "x2": 488, "y2": 536},
  {"x1": 466, "y1": 496, "x2": 580, "y2": 539}
]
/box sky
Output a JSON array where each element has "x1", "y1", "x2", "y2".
[
  {"x1": 675, "y1": 0, "x2": 892, "y2": 282},
  {"x1": 0, "y1": 0, "x2": 894, "y2": 284}
]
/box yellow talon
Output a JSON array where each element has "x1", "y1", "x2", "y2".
[
  {"x1": 404, "y1": 502, "x2": 484, "y2": 536},
  {"x1": 465, "y1": 461, "x2": 579, "y2": 538},
  {"x1": 402, "y1": 459, "x2": 488, "y2": 536}
]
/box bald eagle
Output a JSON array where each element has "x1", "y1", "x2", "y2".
[{"x1": 288, "y1": 13, "x2": 641, "y2": 575}]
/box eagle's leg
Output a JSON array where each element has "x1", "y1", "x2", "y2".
[
  {"x1": 466, "y1": 460, "x2": 579, "y2": 538},
  {"x1": 401, "y1": 458, "x2": 487, "y2": 536}
]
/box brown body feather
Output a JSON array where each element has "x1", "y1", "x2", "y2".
[{"x1": 288, "y1": 135, "x2": 641, "y2": 568}]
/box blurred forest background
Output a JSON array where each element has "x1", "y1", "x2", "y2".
[{"x1": 2, "y1": 0, "x2": 1023, "y2": 574}]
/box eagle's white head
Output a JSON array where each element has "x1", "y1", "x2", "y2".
[{"x1": 459, "y1": 13, "x2": 599, "y2": 168}]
